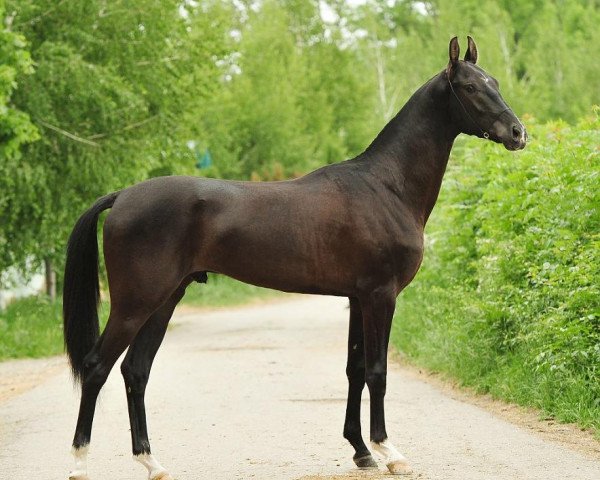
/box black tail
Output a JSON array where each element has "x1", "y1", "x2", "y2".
[{"x1": 63, "y1": 191, "x2": 119, "y2": 383}]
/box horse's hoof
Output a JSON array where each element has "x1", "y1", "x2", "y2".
[
  {"x1": 68, "y1": 475, "x2": 90, "y2": 480},
  {"x1": 353, "y1": 453, "x2": 378, "y2": 469},
  {"x1": 150, "y1": 474, "x2": 172, "y2": 480},
  {"x1": 387, "y1": 459, "x2": 413, "y2": 475},
  {"x1": 151, "y1": 473, "x2": 174, "y2": 480}
]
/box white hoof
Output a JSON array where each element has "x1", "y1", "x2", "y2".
[
  {"x1": 151, "y1": 473, "x2": 173, "y2": 480},
  {"x1": 387, "y1": 459, "x2": 413, "y2": 475},
  {"x1": 70, "y1": 445, "x2": 90, "y2": 480},
  {"x1": 134, "y1": 453, "x2": 171, "y2": 480},
  {"x1": 370, "y1": 439, "x2": 412, "y2": 475}
]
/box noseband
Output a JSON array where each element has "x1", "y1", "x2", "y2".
[{"x1": 447, "y1": 78, "x2": 510, "y2": 140}]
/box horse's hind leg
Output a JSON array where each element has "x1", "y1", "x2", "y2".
[
  {"x1": 70, "y1": 309, "x2": 153, "y2": 480},
  {"x1": 343, "y1": 298, "x2": 378, "y2": 469},
  {"x1": 120, "y1": 278, "x2": 192, "y2": 480},
  {"x1": 69, "y1": 276, "x2": 183, "y2": 480}
]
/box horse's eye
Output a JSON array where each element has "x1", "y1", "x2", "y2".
[{"x1": 466, "y1": 84, "x2": 475, "y2": 93}]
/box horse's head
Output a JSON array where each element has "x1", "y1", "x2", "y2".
[{"x1": 446, "y1": 36, "x2": 527, "y2": 151}]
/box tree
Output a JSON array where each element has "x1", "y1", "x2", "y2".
[
  {"x1": 0, "y1": 0, "x2": 39, "y2": 278},
  {"x1": 514, "y1": 0, "x2": 600, "y2": 121},
  {"x1": 4, "y1": 0, "x2": 231, "y2": 282},
  {"x1": 195, "y1": 0, "x2": 378, "y2": 180}
]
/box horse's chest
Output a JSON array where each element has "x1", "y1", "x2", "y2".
[{"x1": 384, "y1": 234, "x2": 424, "y2": 288}]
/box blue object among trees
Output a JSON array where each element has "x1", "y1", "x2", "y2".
[{"x1": 196, "y1": 148, "x2": 213, "y2": 169}]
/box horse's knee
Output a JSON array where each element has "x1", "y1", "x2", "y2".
[
  {"x1": 121, "y1": 361, "x2": 149, "y2": 393},
  {"x1": 346, "y1": 357, "x2": 365, "y2": 380},
  {"x1": 365, "y1": 367, "x2": 387, "y2": 394},
  {"x1": 346, "y1": 364, "x2": 365, "y2": 382}
]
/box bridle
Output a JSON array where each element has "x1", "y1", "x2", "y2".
[{"x1": 447, "y1": 77, "x2": 510, "y2": 140}]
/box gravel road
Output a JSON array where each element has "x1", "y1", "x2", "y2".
[{"x1": 1, "y1": 295, "x2": 599, "y2": 480}]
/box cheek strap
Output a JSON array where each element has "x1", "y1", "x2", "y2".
[{"x1": 448, "y1": 78, "x2": 509, "y2": 139}]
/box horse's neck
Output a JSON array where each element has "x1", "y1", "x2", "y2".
[{"x1": 363, "y1": 74, "x2": 458, "y2": 225}]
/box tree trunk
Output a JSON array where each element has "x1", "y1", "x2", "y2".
[{"x1": 44, "y1": 257, "x2": 56, "y2": 301}]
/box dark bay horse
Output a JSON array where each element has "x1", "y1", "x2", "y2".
[{"x1": 64, "y1": 37, "x2": 526, "y2": 479}]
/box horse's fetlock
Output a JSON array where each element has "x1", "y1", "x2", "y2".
[{"x1": 133, "y1": 439, "x2": 152, "y2": 456}]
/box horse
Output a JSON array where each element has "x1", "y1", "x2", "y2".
[{"x1": 63, "y1": 36, "x2": 526, "y2": 479}]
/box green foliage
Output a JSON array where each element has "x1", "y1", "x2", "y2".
[
  {"x1": 392, "y1": 112, "x2": 600, "y2": 433},
  {"x1": 0, "y1": 295, "x2": 62, "y2": 359},
  {"x1": 182, "y1": 274, "x2": 280, "y2": 308},
  {"x1": 2, "y1": 0, "x2": 231, "y2": 276},
  {"x1": 2, "y1": 0, "x2": 599, "y2": 279},
  {"x1": 0, "y1": 0, "x2": 39, "y2": 271},
  {"x1": 340, "y1": 0, "x2": 600, "y2": 124},
  {"x1": 195, "y1": 0, "x2": 377, "y2": 180}
]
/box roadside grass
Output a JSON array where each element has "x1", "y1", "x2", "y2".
[
  {"x1": 0, "y1": 275, "x2": 278, "y2": 361},
  {"x1": 0, "y1": 296, "x2": 63, "y2": 360},
  {"x1": 393, "y1": 282, "x2": 600, "y2": 436},
  {"x1": 181, "y1": 273, "x2": 280, "y2": 307}
]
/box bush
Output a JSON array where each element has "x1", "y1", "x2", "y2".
[
  {"x1": 392, "y1": 110, "x2": 600, "y2": 433},
  {"x1": 0, "y1": 296, "x2": 63, "y2": 359}
]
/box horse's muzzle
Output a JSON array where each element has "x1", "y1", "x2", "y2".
[{"x1": 502, "y1": 122, "x2": 527, "y2": 151}]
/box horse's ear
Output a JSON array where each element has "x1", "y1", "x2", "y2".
[
  {"x1": 464, "y1": 35, "x2": 478, "y2": 64},
  {"x1": 446, "y1": 36, "x2": 460, "y2": 79}
]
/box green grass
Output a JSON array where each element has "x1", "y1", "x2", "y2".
[
  {"x1": 0, "y1": 274, "x2": 279, "y2": 361},
  {"x1": 0, "y1": 296, "x2": 63, "y2": 360},
  {"x1": 181, "y1": 273, "x2": 280, "y2": 307}
]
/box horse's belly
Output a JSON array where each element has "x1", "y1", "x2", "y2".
[
  {"x1": 203, "y1": 233, "x2": 358, "y2": 296},
  {"x1": 194, "y1": 211, "x2": 363, "y2": 295},
  {"x1": 188, "y1": 182, "x2": 393, "y2": 296}
]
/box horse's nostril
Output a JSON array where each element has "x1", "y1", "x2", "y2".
[{"x1": 512, "y1": 124, "x2": 521, "y2": 140}]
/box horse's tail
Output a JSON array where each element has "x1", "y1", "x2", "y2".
[{"x1": 63, "y1": 191, "x2": 119, "y2": 383}]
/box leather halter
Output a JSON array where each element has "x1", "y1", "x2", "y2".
[{"x1": 447, "y1": 77, "x2": 510, "y2": 140}]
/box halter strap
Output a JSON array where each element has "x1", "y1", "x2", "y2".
[{"x1": 447, "y1": 78, "x2": 509, "y2": 140}]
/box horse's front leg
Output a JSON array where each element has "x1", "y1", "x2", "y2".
[
  {"x1": 343, "y1": 298, "x2": 378, "y2": 469},
  {"x1": 359, "y1": 288, "x2": 412, "y2": 475}
]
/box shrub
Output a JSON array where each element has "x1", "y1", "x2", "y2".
[{"x1": 392, "y1": 111, "x2": 600, "y2": 433}]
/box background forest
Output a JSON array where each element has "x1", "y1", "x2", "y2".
[
  {"x1": 2, "y1": 0, "x2": 598, "y2": 277},
  {"x1": 0, "y1": 0, "x2": 598, "y2": 433}
]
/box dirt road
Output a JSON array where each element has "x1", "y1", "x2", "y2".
[{"x1": 1, "y1": 295, "x2": 599, "y2": 479}]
